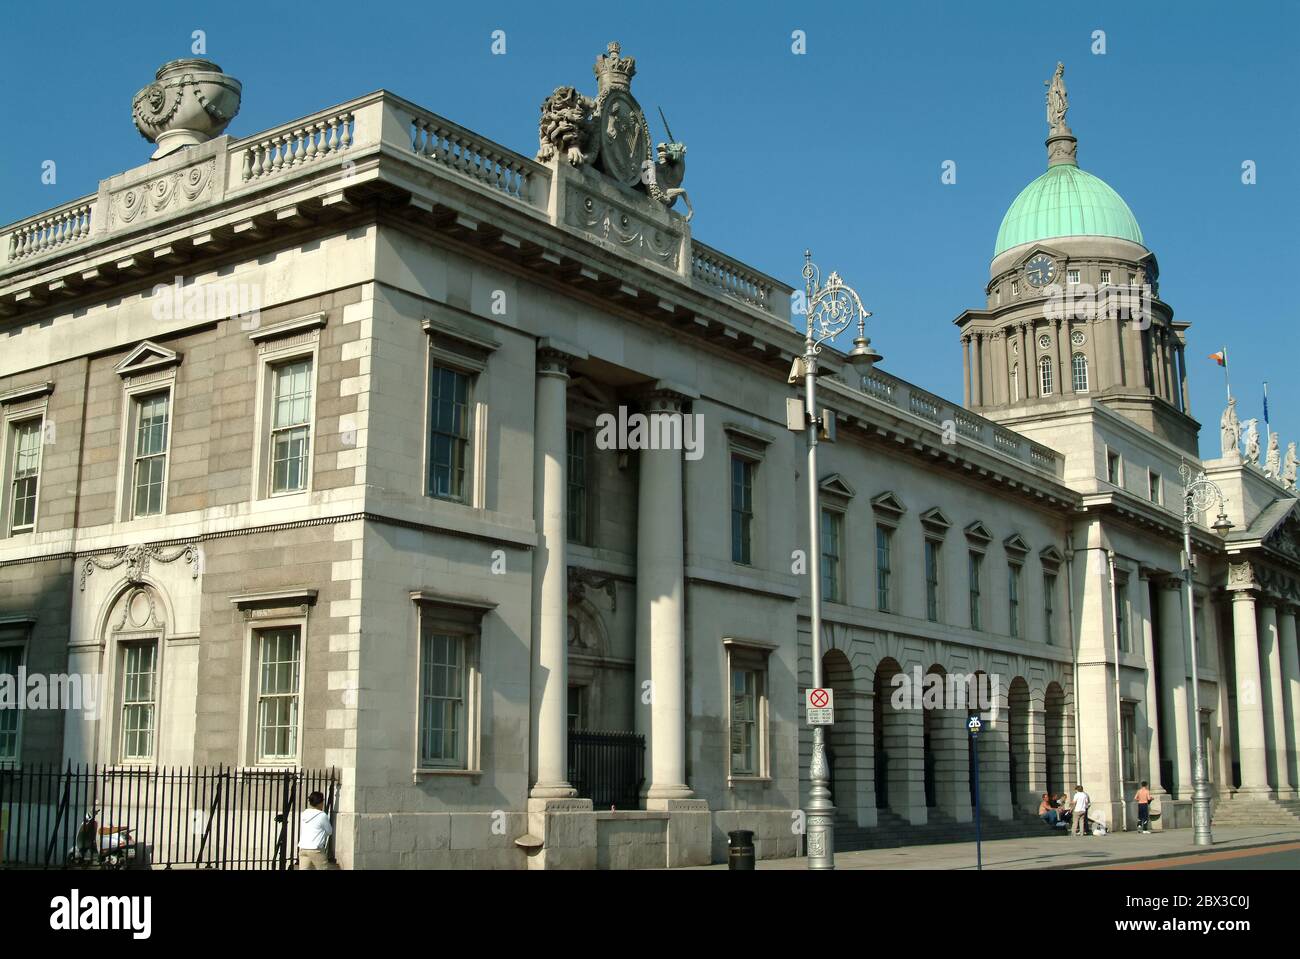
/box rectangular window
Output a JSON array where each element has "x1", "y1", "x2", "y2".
[
  {"x1": 1107, "y1": 450, "x2": 1121, "y2": 486},
  {"x1": 9, "y1": 419, "x2": 42, "y2": 532},
  {"x1": 820, "y1": 509, "x2": 842, "y2": 603},
  {"x1": 428, "y1": 365, "x2": 470, "y2": 501},
  {"x1": 1067, "y1": 269, "x2": 1080, "y2": 285},
  {"x1": 731, "y1": 667, "x2": 758, "y2": 776},
  {"x1": 1121, "y1": 702, "x2": 1138, "y2": 783},
  {"x1": 1115, "y1": 578, "x2": 1131, "y2": 653},
  {"x1": 875, "y1": 524, "x2": 892, "y2": 612},
  {"x1": 567, "y1": 428, "x2": 587, "y2": 543},
  {"x1": 120, "y1": 642, "x2": 158, "y2": 762},
  {"x1": 256, "y1": 628, "x2": 301, "y2": 762},
  {"x1": 419, "y1": 628, "x2": 466, "y2": 766},
  {"x1": 731, "y1": 454, "x2": 754, "y2": 565},
  {"x1": 270, "y1": 359, "x2": 312, "y2": 494},
  {"x1": 1008, "y1": 563, "x2": 1022, "y2": 638},
  {"x1": 131, "y1": 392, "x2": 170, "y2": 517},
  {"x1": 968, "y1": 551, "x2": 983, "y2": 631},
  {"x1": 1043, "y1": 572, "x2": 1057, "y2": 645},
  {"x1": 925, "y1": 539, "x2": 941, "y2": 622},
  {"x1": 0, "y1": 644, "x2": 22, "y2": 764},
  {"x1": 1194, "y1": 602, "x2": 1206, "y2": 660},
  {"x1": 1148, "y1": 471, "x2": 1162, "y2": 504},
  {"x1": 1100, "y1": 269, "x2": 1112, "y2": 285},
  {"x1": 567, "y1": 685, "x2": 586, "y2": 732}
]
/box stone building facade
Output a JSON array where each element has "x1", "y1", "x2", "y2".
[{"x1": 0, "y1": 49, "x2": 1297, "y2": 868}]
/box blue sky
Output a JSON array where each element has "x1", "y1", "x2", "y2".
[{"x1": 1, "y1": 0, "x2": 1295, "y2": 462}]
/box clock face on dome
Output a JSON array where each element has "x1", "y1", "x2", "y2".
[{"x1": 1024, "y1": 254, "x2": 1056, "y2": 288}]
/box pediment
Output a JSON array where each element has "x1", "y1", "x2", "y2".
[
  {"x1": 819, "y1": 474, "x2": 856, "y2": 500},
  {"x1": 871, "y1": 491, "x2": 907, "y2": 520},
  {"x1": 964, "y1": 521, "x2": 993, "y2": 545},
  {"x1": 1260, "y1": 500, "x2": 1300, "y2": 566},
  {"x1": 1003, "y1": 534, "x2": 1030, "y2": 557},
  {"x1": 1039, "y1": 545, "x2": 1065, "y2": 569},
  {"x1": 920, "y1": 507, "x2": 952, "y2": 535},
  {"x1": 1014, "y1": 243, "x2": 1069, "y2": 270},
  {"x1": 115, "y1": 340, "x2": 181, "y2": 377}
]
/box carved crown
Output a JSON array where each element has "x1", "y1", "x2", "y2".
[{"x1": 594, "y1": 41, "x2": 636, "y2": 93}]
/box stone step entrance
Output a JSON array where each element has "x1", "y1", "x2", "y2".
[
  {"x1": 1211, "y1": 795, "x2": 1300, "y2": 826},
  {"x1": 833, "y1": 805, "x2": 1063, "y2": 852}
]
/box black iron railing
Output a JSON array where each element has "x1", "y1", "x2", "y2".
[
  {"x1": 568, "y1": 731, "x2": 644, "y2": 810},
  {"x1": 0, "y1": 763, "x2": 336, "y2": 870}
]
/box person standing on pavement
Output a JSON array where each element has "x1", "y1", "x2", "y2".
[
  {"x1": 1134, "y1": 781, "x2": 1153, "y2": 834},
  {"x1": 1071, "y1": 785, "x2": 1090, "y2": 837},
  {"x1": 299, "y1": 790, "x2": 333, "y2": 870}
]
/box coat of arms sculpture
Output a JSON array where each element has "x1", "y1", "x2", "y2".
[{"x1": 536, "y1": 42, "x2": 692, "y2": 221}]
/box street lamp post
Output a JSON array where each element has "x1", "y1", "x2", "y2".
[
  {"x1": 797, "y1": 251, "x2": 878, "y2": 870},
  {"x1": 1178, "y1": 462, "x2": 1233, "y2": 847}
]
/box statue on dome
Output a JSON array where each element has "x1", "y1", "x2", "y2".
[
  {"x1": 1220, "y1": 396, "x2": 1241, "y2": 457},
  {"x1": 1243, "y1": 419, "x2": 1260, "y2": 465},
  {"x1": 1045, "y1": 61, "x2": 1070, "y2": 134},
  {"x1": 1264, "y1": 432, "x2": 1281, "y2": 478},
  {"x1": 1283, "y1": 442, "x2": 1297, "y2": 490}
]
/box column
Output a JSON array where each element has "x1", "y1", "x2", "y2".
[
  {"x1": 1278, "y1": 605, "x2": 1300, "y2": 795},
  {"x1": 1054, "y1": 319, "x2": 1067, "y2": 395},
  {"x1": 973, "y1": 333, "x2": 985, "y2": 406},
  {"x1": 934, "y1": 706, "x2": 972, "y2": 822},
  {"x1": 994, "y1": 330, "x2": 1008, "y2": 406},
  {"x1": 978, "y1": 686, "x2": 1013, "y2": 820},
  {"x1": 1026, "y1": 705, "x2": 1048, "y2": 802},
  {"x1": 1177, "y1": 342, "x2": 1190, "y2": 413},
  {"x1": 1021, "y1": 325, "x2": 1036, "y2": 398},
  {"x1": 1110, "y1": 316, "x2": 1126, "y2": 388},
  {"x1": 529, "y1": 344, "x2": 582, "y2": 799},
  {"x1": 636, "y1": 387, "x2": 693, "y2": 804},
  {"x1": 1138, "y1": 573, "x2": 1167, "y2": 797},
  {"x1": 1230, "y1": 579, "x2": 1270, "y2": 793},
  {"x1": 1156, "y1": 579, "x2": 1193, "y2": 797},
  {"x1": 1258, "y1": 600, "x2": 1293, "y2": 794},
  {"x1": 961, "y1": 335, "x2": 971, "y2": 407}
]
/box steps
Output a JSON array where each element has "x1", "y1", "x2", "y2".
[
  {"x1": 1211, "y1": 795, "x2": 1300, "y2": 826},
  {"x1": 833, "y1": 805, "x2": 1065, "y2": 852}
]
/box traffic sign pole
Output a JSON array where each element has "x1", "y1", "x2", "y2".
[{"x1": 969, "y1": 716, "x2": 982, "y2": 871}]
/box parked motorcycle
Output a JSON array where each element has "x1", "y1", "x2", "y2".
[{"x1": 68, "y1": 810, "x2": 136, "y2": 869}]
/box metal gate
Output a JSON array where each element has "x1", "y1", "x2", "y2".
[{"x1": 0, "y1": 763, "x2": 337, "y2": 870}]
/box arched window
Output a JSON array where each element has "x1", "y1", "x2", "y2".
[
  {"x1": 1010, "y1": 364, "x2": 1019, "y2": 402},
  {"x1": 1072, "y1": 353, "x2": 1089, "y2": 392},
  {"x1": 1039, "y1": 356, "x2": 1053, "y2": 396}
]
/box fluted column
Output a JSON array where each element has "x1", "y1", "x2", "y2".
[
  {"x1": 530, "y1": 343, "x2": 583, "y2": 798},
  {"x1": 1019, "y1": 324, "x2": 1034, "y2": 399},
  {"x1": 1054, "y1": 319, "x2": 1067, "y2": 394},
  {"x1": 1177, "y1": 342, "x2": 1190, "y2": 413},
  {"x1": 637, "y1": 387, "x2": 693, "y2": 804},
  {"x1": 1278, "y1": 605, "x2": 1300, "y2": 795},
  {"x1": 973, "y1": 333, "x2": 985, "y2": 406},
  {"x1": 994, "y1": 330, "x2": 1008, "y2": 406},
  {"x1": 1229, "y1": 572, "x2": 1270, "y2": 793},
  {"x1": 1110, "y1": 316, "x2": 1126, "y2": 388},
  {"x1": 1156, "y1": 579, "x2": 1192, "y2": 797},
  {"x1": 1259, "y1": 600, "x2": 1294, "y2": 795}
]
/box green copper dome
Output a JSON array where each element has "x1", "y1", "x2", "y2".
[{"x1": 994, "y1": 163, "x2": 1143, "y2": 257}]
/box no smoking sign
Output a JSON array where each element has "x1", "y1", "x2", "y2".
[{"x1": 805, "y1": 687, "x2": 834, "y2": 726}]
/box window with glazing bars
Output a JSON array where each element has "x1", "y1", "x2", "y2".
[
  {"x1": 270, "y1": 359, "x2": 312, "y2": 494},
  {"x1": 567, "y1": 428, "x2": 587, "y2": 543},
  {"x1": 132, "y1": 392, "x2": 169, "y2": 517},
  {"x1": 257, "y1": 628, "x2": 301, "y2": 761},
  {"x1": 730, "y1": 667, "x2": 758, "y2": 776},
  {"x1": 731, "y1": 454, "x2": 754, "y2": 564},
  {"x1": 0, "y1": 645, "x2": 22, "y2": 763},
  {"x1": 876, "y1": 525, "x2": 892, "y2": 612},
  {"x1": 10, "y1": 419, "x2": 41, "y2": 531},
  {"x1": 419, "y1": 628, "x2": 465, "y2": 765},
  {"x1": 121, "y1": 642, "x2": 157, "y2": 762},
  {"x1": 428, "y1": 366, "x2": 470, "y2": 501}
]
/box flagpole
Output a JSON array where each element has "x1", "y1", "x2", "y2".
[
  {"x1": 1223, "y1": 346, "x2": 1231, "y2": 402},
  {"x1": 1263, "y1": 380, "x2": 1270, "y2": 447}
]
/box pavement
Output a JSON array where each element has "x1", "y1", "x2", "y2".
[{"x1": 687, "y1": 825, "x2": 1300, "y2": 870}]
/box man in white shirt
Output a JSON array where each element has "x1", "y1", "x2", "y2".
[
  {"x1": 1071, "y1": 785, "x2": 1090, "y2": 837},
  {"x1": 298, "y1": 791, "x2": 333, "y2": 870}
]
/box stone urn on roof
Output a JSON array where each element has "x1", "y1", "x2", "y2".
[{"x1": 132, "y1": 58, "x2": 242, "y2": 160}]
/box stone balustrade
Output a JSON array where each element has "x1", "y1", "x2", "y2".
[
  {"x1": 0, "y1": 93, "x2": 787, "y2": 328},
  {"x1": 407, "y1": 109, "x2": 545, "y2": 209},
  {"x1": 691, "y1": 243, "x2": 785, "y2": 319},
  {"x1": 852, "y1": 369, "x2": 1064, "y2": 478},
  {"x1": 240, "y1": 112, "x2": 354, "y2": 182},
  {"x1": 5, "y1": 199, "x2": 95, "y2": 263}
]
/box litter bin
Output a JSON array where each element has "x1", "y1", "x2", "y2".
[{"x1": 727, "y1": 829, "x2": 755, "y2": 870}]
